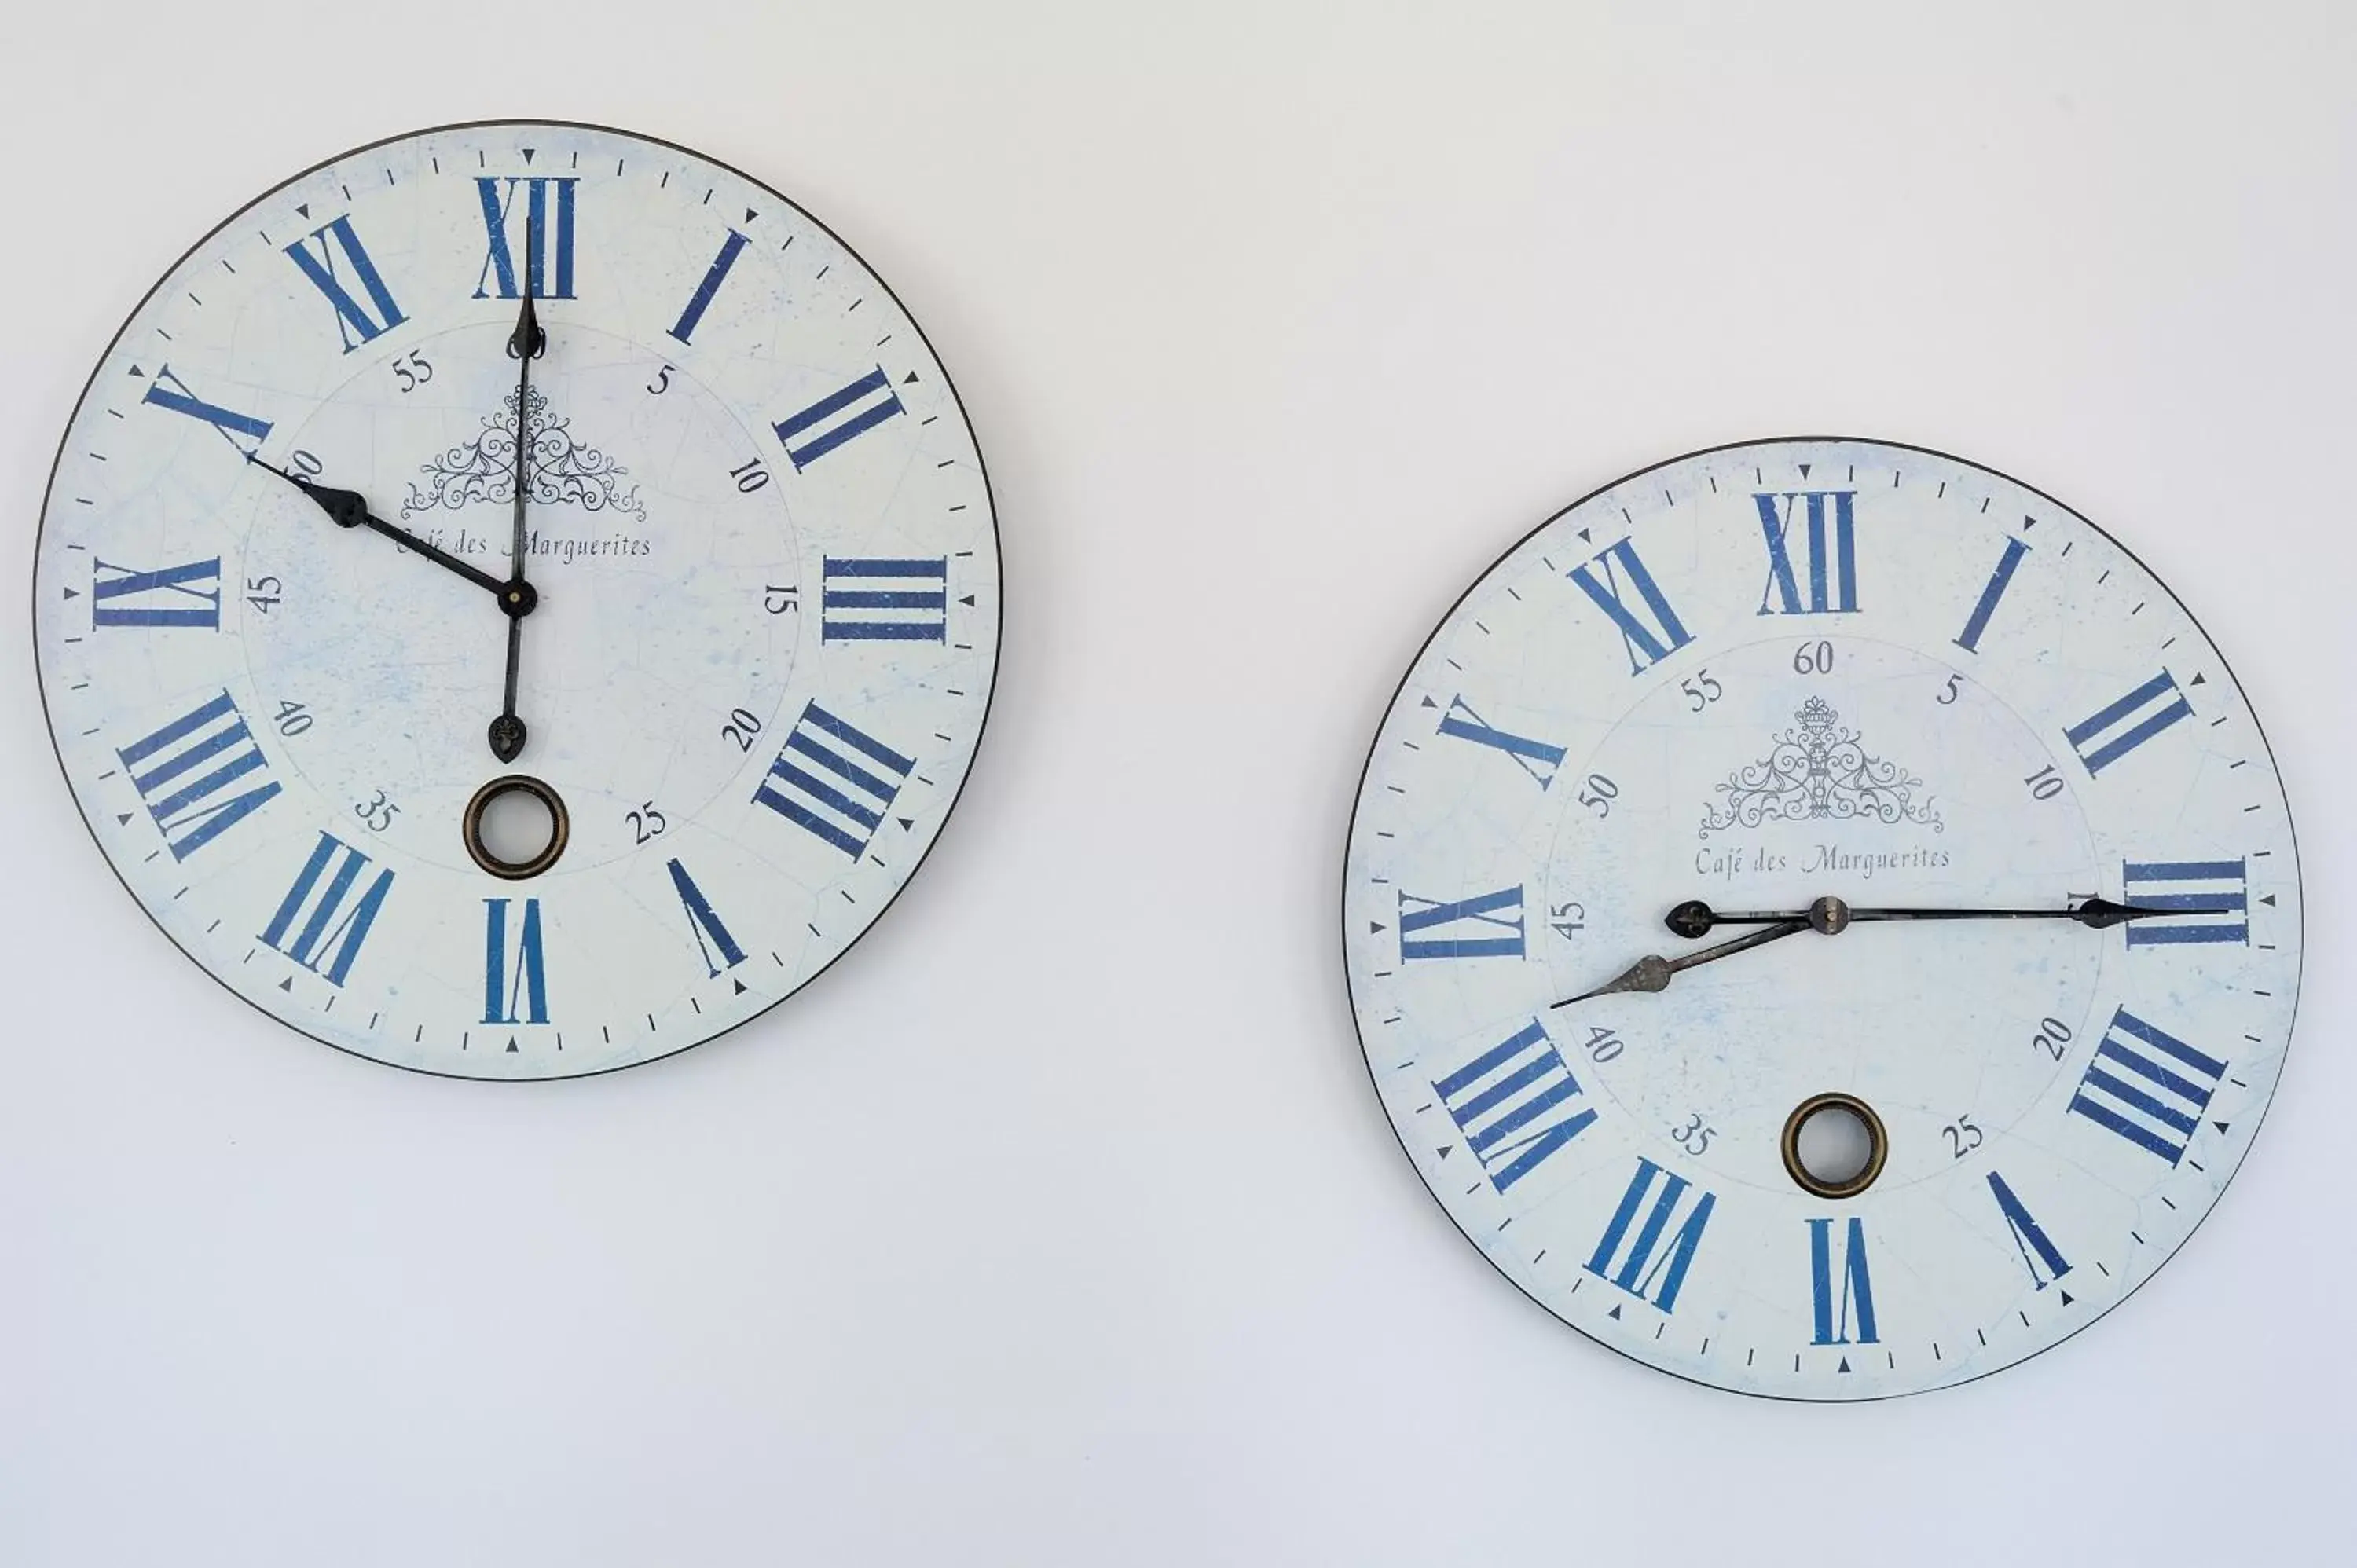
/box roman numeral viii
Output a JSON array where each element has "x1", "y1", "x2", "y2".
[
  {"x1": 115, "y1": 691, "x2": 281, "y2": 859},
  {"x1": 1429, "y1": 1019, "x2": 1596, "y2": 1192}
]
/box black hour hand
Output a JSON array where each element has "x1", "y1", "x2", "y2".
[{"x1": 251, "y1": 456, "x2": 513, "y2": 600}]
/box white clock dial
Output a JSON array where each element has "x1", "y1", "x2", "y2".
[
  {"x1": 35, "y1": 121, "x2": 1000, "y2": 1079},
  {"x1": 1342, "y1": 438, "x2": 2300, "y2": 1399}
]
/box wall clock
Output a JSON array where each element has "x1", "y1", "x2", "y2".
[
  {"x1": 33, "y1": 120, "x2": 1000, "y2": 1079},
  {"x1": 1342, "y1": 438, "x2": 2299, "y2": 1399}
]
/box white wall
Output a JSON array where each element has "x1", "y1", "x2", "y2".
[{"x1": 2, "y1": 3, "x2": 2349, "y2": 1563}]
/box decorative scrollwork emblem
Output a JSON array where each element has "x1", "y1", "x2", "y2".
[
  {"x1": 1699, "y1": 697, "x2": 1941, "y2": 837},
  {"x1": 403, "y1": 387, "x2": 645, "y2": 522}
]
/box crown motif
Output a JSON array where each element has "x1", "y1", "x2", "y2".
[
  {"x1": 1699, "y1": 699, "x2": 1941, "y2": 838},
  {"x1": 402, "y1": 387, "x2": 645, "y2": 522}
]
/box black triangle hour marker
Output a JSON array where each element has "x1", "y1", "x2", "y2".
[
  {"x1": 2024, "y1": 515, "x2": 2037, "y2": 528},
  {"x1": 522, "y1": 148, "x2": 536, "y2": 163},
  {"x1": 1837, "y1": 1356, "x2": 1851, "y2": 1372},
  {"x1": 732, "y1": 978, "x2": 748, "y2": 995},
  {"x1": 1577, "y1": 526, "x2": 1592, "y2": 542},
  {"x1": 959, "y1": 595, "x2": 976, "y2": 607},
  {"x1": 115, "y1": 813, "x2": 132, "y2": 826},
  {"x1": 129, "y1": 365, "x2": 145, "y2": 377},
  {"x1": 2261, "y1": 895, "x2": 2277, "y2": 906},
  {"x1": 2189, "y1": 672, "x2": 2206, "y2": 686},
  {"x1": 1369, "y1": 921, "x2": 1386, "y2": 935},
  {"x1": 61, "y1": 586, "x2": 79, "y2": 599},
  {"x1": 506, "y1": 1036, "x2": 519, "y2": 1051},
  {"x1": 295, "y1": 203, "x2": 310, "y2": 218},
  {"x1": 2059, "y1": 1290, "x2": 2076, "y2": 1306},
  {"x1": 1435, "y1": 1145, "x2": 1452, "y2": 1160},
  {"x1": 1798, "y1": 463, "x2": 1813, "y2": 478},
  {"x1": 1607, "y1": 1304, "x2": 1622, "y2": 1320},
  {"x1": 745, "y1": 207, "x2": 757, "y2": 222},
  {"x1": 277, "y1": 976, "x2": 293, "y2": 992},
  {"x1": 896, "y1": 816, "x2": 915, "y2": 830},
  {"x1": 2213, "y1": 1119, "x2": 2231, "y2": 1134},
  {"x1": 1420, "y1": 695, "x2": 1437, "y2": 708},
  {"x1": 903, "y1": 371, "x2": 918, "y2": 383}
]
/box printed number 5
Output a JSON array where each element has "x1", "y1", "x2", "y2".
[{"x1": 1681, "y1": 669, "x2": 1722, "y2": 711}]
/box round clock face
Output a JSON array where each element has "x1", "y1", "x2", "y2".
[
  {"x1": 34, "y1": 121, "x2": 999, "y2": 1079},
  {"x1": 1342, "y1": 438, "x2": 2300, "y2": 1399}
]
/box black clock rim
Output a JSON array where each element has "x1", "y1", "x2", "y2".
[
  {"x1": 29, "y1": 116, "x2": 1007, "y2": 1084},
  {"x1": 1335, "y1": 433, "x2": 2307, "y2": 1404}
]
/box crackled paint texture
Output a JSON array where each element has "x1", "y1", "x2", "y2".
[
  {"x1": 35, "y1": 122, "x2": 999, "y2": 1079},
  {"x1": 1343, "y1": 438, "x2": 2299, "y2": 1399}
]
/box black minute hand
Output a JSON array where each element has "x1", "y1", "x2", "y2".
[
  {"x1": 1664, "y1": 896, "x2": 2230, "y2": 939},
  {"x1": 249, "y1": 456, "x2": 508, "y2": 598},
  {"x1": 488, "y1": 282, "x2": 544, "y2": 764}
]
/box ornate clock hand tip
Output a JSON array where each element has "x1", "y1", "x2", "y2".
[{"x1": 1666, "y1": 900, "x2": 1716, "y2": 939}]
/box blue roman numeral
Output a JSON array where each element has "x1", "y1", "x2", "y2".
[
  {"x1": 668, "y1": 229, "x2": 749, "y2": 343},
  {"x1": 666, "y1": 857, "x2": 746, "y2": 977},
  {"x1": 2122, "y1": 858, "x2": 2249, "y2": 947},
  {"x1": 259, "y1": 831, "x2": 394, "y2": 987},
  {"x1": 2064, "y1": 670, "x2": 2194, "y2": 775},
  {"x1": 1431, "y1": 1019, "x2": 1596, "y2": 1192},
  {"x1": 115, "y1": 691, "x2": 281, "y2": 860},
  {"x1": 1954, "y1": 536, "x2": 2029, "y2": 653},
  {"x1": 1808, "y1": 1215, "x2": 1879, "y2": 1346},
  {"x1": 773, "y1": 367, "x2": 905, "y2": 470},
  {"x1": 140, "y1": 365, "x2": 272, "y2": 452},
  {"x1": 474, "y1": 176, "x2": 578, "y2": 300},
  {"x1": 284, "y1": 215, "x2": 406, "y2": 352},
  {"x1": 1985, "y1": 1171, "x2": 2071, "y2": 1291},
  {"x1": 1568, "y1": 537, "x2": 1693, "y2": 676},
  {"x1": 1435, "y1": 694, "x2": 1564, "y2": 787},
  {"x1": 2068, "y1": 1006, "x2": 2225, "y2": 1165},
  {"x1": 1754, "y1": 491, "x2": 1860, "y2": 615},
  {"x1": 1397, "y1": 886, "x2": 1525, "y2": 961},
  {"x1": 482, "y1": 898, "x2": 549, "y2": 1025},
  {"x1": 1585, "y1": 1156, "x2": 1716, "y2": 1313},
  {"x1": 821, "y1": 558, "x2": 948, "y2": 643},
  {"x1": 751, "y1": 702, "x2": 915, "y2": 859},
  {"x1": 92, "y1": 557, "x2": 220, "y2": 628}
]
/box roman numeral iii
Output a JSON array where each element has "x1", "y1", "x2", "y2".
[
  {"x1": 2121, "y1": 858, "x2": 2249, "y2": 947},
  {"x1": 1754, "y1": 490, "x2": 1860, "y2": 615},
  {"x1": 115, "y1": 691, "x2": 281, "y2": 859},
  {"x1": 821, "y1": 558, "x2": 948, "y2": 643},
  {"x1": 1429, "y1": 1019, "x2": 1596, "y2": 1192}
]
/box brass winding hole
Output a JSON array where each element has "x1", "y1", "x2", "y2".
[
  {"x1": 463, "y1": 774, "x2": 569, "y2": 881},
  {"x1": 1781, "y1": 1092, "x2": 1888, "y2": 1200}
]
